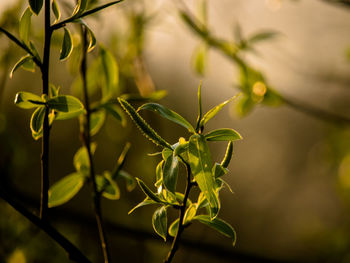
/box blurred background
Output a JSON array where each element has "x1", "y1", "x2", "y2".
[{"x1": 1, "y1": 0, "x2": 350, "y2": 262}]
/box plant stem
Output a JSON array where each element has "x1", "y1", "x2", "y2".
[
  {"x1": 164, "y1": 161, "x2": 193, "y2": 263},
  {"x1": 40, "y1": 0, "x2": 52, "y2": 221},
  {"x1": 80, "y1": 26, "x2": 111, "y2": 263},
  {"x1": 0, "y1": 189, "x2": 91, "y2": 263}
]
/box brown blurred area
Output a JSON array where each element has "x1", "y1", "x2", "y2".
[{"x1": 2, "y1": 0, "x2": 350, "y2": 262}]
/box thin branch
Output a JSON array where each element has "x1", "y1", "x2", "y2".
[
  {"x1": 0, "y1": 27, "x2": 42, "y2": 68},
  {"x1": 0, "y1": 189, "x2": 91, "y2": 263},
  {"x1": 164, "y1": 161, "x2": 193, "y2": 263},
  {"x1": 80, "y1": 26, "x2": 111, "y2": 263},
  {"x1": 51, "y1": 0, "x2": 124, "y2": 31}
]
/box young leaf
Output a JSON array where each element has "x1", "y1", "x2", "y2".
[
  {"x1": 30, "y1": 106, "x2": 45, "y2": 136},
  {"x1": 192, "y1": 44, "x2": 207, "y2": 76},
  {"x1": 100, "y1": 47, "x2": 119, "y2": 100},
  {"x1": 128, "y1": 198, "x2": 157, "y2": 214},
  {"x1": 52, "y1": 0, "x2": 61, "y2": 22},
  {"x1": 196, "y1": 82, "x2": 203, "y2": 132},
  {"x1": 188, "y1": 134, "x2": 219, "y2": 219},
  {"x1": 72, "y1": 0, "x2": 88, "y2": 17},
  {"x1": 116, "y1": 170, "x2": 136, "y2": 192},
  {"x1": 152, "y1": 206, "x2": 167, "y2": 241},
  {"x1": 19, "y1": 8, "x2": 32, "y2": 44},
  {"x1": 29, "y1": 0, "x2": 43, "y2": 15},
  {"x1": 136, "y1": 178, "x2": 163, "y2": 203},
  {"x1": 162, "y1": 154, "x2": 179, "y2": 193},
  {"x1": 155, "y1": 160, "x2": 164, "y2": 188},
  {"x1": 138, "y1": 103, "x2": 195, "y2": 133},
  {"x1": 49, "y1": 83, "x2": 60, "y2": 98},
  {"x1": 194, "y1": 215, "x2": 236, "y2": 246},
  {"x1": 47, "y1": 95, "x2": 84, "y2": 113},
  {"x1": 90, "y1": 110, "x2": 106, "y2": 136},
  {"x1": 184, "y1": 203, "x2": 197, "y2": 224},
  {"x1": 168, "y1": 218, "x2": 179, "y2": 237},
  {"x1": 248, "y1": 30, "x2": 279, "y2": 44},
  {"x1": 204, "y1": 128, "x2": 242, "y2": 142},
  {"x1": 199, "y1": 96, "x2": 237, "y2": 128},
  {"x1": 96, "y1": 171, "x2": 120, "y2": 200},
  {"x1": 118, "y1": 98, "x2": 172, "y2": 149},
  {"x1": 10, "y1": 55, "x2": 35, "y2": 78},
  {"x1": 14, "y1": 91, "x2": 43, "y2": 109},
  {"x1": 73, "y1": 143, "x2": 97, "y2": 174},
  {"x1": 221, "y1": 141, "x2": 233, "y2": 168},
  {"x1": 60, "y1": 28, "x2": 73, "y2": 60},
  {"x1": 48, "y1": 173, "x2": 86, "y2": 208},
  {"x1": 212, "y1": 163, "x2": 228, "y2": 178}
]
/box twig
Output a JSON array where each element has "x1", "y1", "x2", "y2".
[
  {"x1": 164, "y1": 161, "x2": 193, "y2": 263},
  {"x1": 0, "y1": 189, "x2": 91, "y2": 263},
  {"x1": 80, "y1": 25, "x2": 111, "y2": 263}
]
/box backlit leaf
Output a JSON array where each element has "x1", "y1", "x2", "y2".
[
  {"x1": 29, "y1": 0, "x2": 43, "y2": 15},
  {"x1": 128, "y1": 198, "x2": 157, "y2": 214},
  {"x1": 136, "y1": 178, "x2": 163, "y2": 203},
  {"x1": 163, "y1": 153, "x2": 179, "y2": 193},
  {"x1": 73, "y1": 143, "x2": 97, "y2": 174},
  {"x1": 72, "y1": 0, "x2": 88, "y2": 17},
  {"x1": 184, "y1": 203, "x2": 197, "y2": 224},
  {"x1": 19, "y1": 8, "x2": 32, "y2": 44},
  {"x1": 152, "y1": 206, "x2": 167, "y2": 241},
  {"x1": 10, "y1": 55, "x2": 35, "y2": 78},
  {"x1": 204, "y1": 128, "x2": 242, "y2": 142},
  {"x1": 30, "y1": 106, "x2": 45, "y2": 135},
  {"x1": 52, "y1": 0, "x2": 61, "y2": 22},
  {"x1": 168, "y1": 218, "x2": 179, "y2": 237},
  {"x1": 194, "y1": 215, "x2": 236, "y2": 246},
  {"x1": 221, "y1": 141, "x2": 233, "y2": 168},
  {"x1": 100, "y1": 47, "x2": 119, "y2": 100},
  {"x1": 90, "y1": 110, "x2": 106, "y2": 136},
  {"x1": 47, "y1": 95, "x2": 84, "y2": 113},
  {"x1": 60, "y1": 28, "x2": 73, "y2": 60},
  {"x1": 48, "y1": 173, "x2": 85, "y2": 207},
  {"x1": 14, "y1": 91, "x2": 43, "y2": 109},
  {"x1": 138, "y1": 103, "x2": 195, "y2": 133},
  {"x1": 117, "y1": 170, "x2": 136, "y2": 192}
]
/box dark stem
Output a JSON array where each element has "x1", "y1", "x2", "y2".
[
  {"x1": 164, "y1": 161, "x2": 193, "y2": 263},
  {"x1": 80, "y1": 26, "x2": 111, "y2": 263},
  {"x1": 40, "y1": 0, "x2": 52, "y2": 221},
  {"x1": 0, "y1": 190, "x2": 91, "y2": 263}
]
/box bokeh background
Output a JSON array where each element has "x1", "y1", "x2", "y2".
[{"x1": 1, "y1": 0, "x2": 350, "y2": 262}]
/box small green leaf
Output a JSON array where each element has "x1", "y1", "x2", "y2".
[
  {"x1": 47, "y1": 95, "x2": 84, "y2": 113},
  {"x1": 116, "y1": 170, "x2": 136, "y2": 192},
  {"x1": 136, "y1": 178, "x2": 163, "y2": 203},
  {"x1": 48, "y1": 173, "x2": 85, "y2": 208},
  {"x1": 14, "y1": 91, "x2": 43, "y2": 109},
  {"x1": 184, "y1": 203, "x2": 197, "y2": 224},
  {"x1": 196, "y1": 82, "x2": 203, "y2": 132},
  {"x1": 19, "y1": 8, "x2": 32, "y2": 44},
  {"x1": 85, "y1": 23, "x2": 96, "y2": 52},
  {"x1": 73, "y1": 143, "x2": 97, "y2": 174},
  {"x1": 199, "y1": 96, "x2": 237, "y2": 128},
  {"x1": 128, "y1": 198, "x2": 157, "y2": 214},
  {"x1": 212, "y1": 163, "x2": 228, "y2": 178},
  {"x1": 138, "y1": 103, "x2": 195, "y2": 133},
  {"x1": 221, "y1": 141, "x2": 233, "y2": 168},
  {"x1": 10, "y1": 55, "x2": 35, "y2": 78},
  {"x1": 236, "y1": 95, "x2": 254, "y2": 117},
  {"x1": 173, "y1": 138, "x2": 189, "y2": 157},
  {"x1": 155, "y1": 160, "x2": 164, "y2": 188},
  {"x1": 118, "y1": 98, "x2": 172, "y2": 149},
  {"x1": 163, "y1": 154, "x2": 179, "y2": 193},
  {"x1": 168, "y1": 218, "x2": 179, "y2": 237},
  {"x1": 194, "y1": 215, "x2": 236, "y2": 246},
  {"x1": 188, "y1": 134, "x2": 219, "y2": 219},
  {"x1": 49, "y1": 83, "x2": 60, "y2": 98},
  {"x1": 248, "y1": 30, "x2": 279, "y2": 44},
  {"x1": 192, "y1": 44, "x2": 207, "y2": 76},
  {"x1": 60, "y1": 28, "x2": 73, "y2": 60},
  {"x1": 52, "y1": 0, "x2": 61, "y2": 22},
  {"x1": 90, "y1": 110, "x2": 106, "y2": 136},
  {"x1": 29, "y1": 0, "x2": 43, "y2": 15},
  {"x1": 204, "y1": 128, "x2": 242, "y2": 142},
  {"x1": 152, "y1": 206, "x2": 167, "y2": 241},
  {"x1": 120, "y1": 90, "x2": 167, "y2": 102},
  {"x1": 72, "y1": 0, "x2": 88, "y2": 17},
  {"x1": 96, "y1": 171, "x2": 120, "y2": 200},
  {"x1": 100, "y1": 47, "x2": 119, "y2": 100},
  {"x1": 30, "y1": 106, "x2": 45, "y2": 135}
]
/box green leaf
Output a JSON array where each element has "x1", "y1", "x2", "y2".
[
  {"x1": 163, "y1": 153, "x2": 179, "y2": 193},
  {"x1": 173, "y1": 138, "x2": 189, "y2": 157},
  {"x1": 47, "y1": 95, "x2": 84, "y2": 113},
  {"x1": 152, "y1": 206, "x2": 167, "y2": 241},
  {"x1": 248, "y1": 30, "x2": 279, "y2": 44},
  {"x1": 19, "y1": 8, "x2": 32, "y2": 44},
  {"x1": 221, "y1": 141, "x2": 233, "y2": 168},
  {"x1": 184, "y1": 203, "x2": 197, "y2": 224},
  {"x1": 194, "y1": 215, "x2": 236, "y2": 246},
  {"x1": 136, "y1": 178, "x2": 163, "y2": 203},
  {"x1": 199, "y1": 96, "x2": 237, "y2": 128},
  {"x1": 29, "y1": 0, "x2": 43, "y2": 15},
  {"x1": 128, "y1": 198, "x2": 157, "y2": 214},
  {"x1": 14, "y1": 91, "x2": 43, "y2": 109},
  {"x1": 168, "y1": 218, "x2": 179, "y2": 237},
  {"x1": 120, "y1": 90, "x2": 167, "y2": 102},
  {"x1": 96, "y1": 171, "x2": 120, "y2": 200},
  {"x1": 60, "y1": 28, "x2": 73, "y2": 60},
  {"x1": 73, "y1": 143, "x2": 97, "y2": 174},
  {"x1": 72, "y1": 0, "x2": 88, "y2": 17},
  {"x1": 48, "y1": 173, "x2": 85, "y2": 208},
  {"x1": 212, "y1": 163, "x2": 228, "y2": 178},
  {"x1": 155, "y1": 160, "x2": 164, "y2": 188},
  {"x1": 52, "y1": 0, "x2": 61, "y2": 22},
  {"x1": 116, "y1": 170, "x2": 136, "y2": 192},
  {"x1": 85, "y1": 23, "x2": 96, "y2": 52},
  {"x1": 30, "y1": 106, "x2": 45, "y2": 136},
  {"x1": 100, "y1": 47, "x2": 119, "y2": 100},
  {"x1": 188, "y1": 134, "x2": 219, "y2": 219},
  {"x1": 192, "y1": 44, "x2": 207, "y2": 76},
  {"x1": 118, "y1": 98, "x2": 172, "y2": 149},
  {"x1": 236, "y1": 95, "x2": 254, "y2": 117},
  {"x1": 49, "y1": 83, "x2": 60, "y2": 98},
  {"x1": 90, "y1": 110, "x2": 106, "y2": 136},
  {"x1": 138, "y1": 103, "x2": 195, "y2": 133},
  {"x1": 204, "y1": 128, "x2": 242, "y2": 142},
  {"x1": 10, "y1": 55, "x2": 35, "y2": 78},
  {"x1": 196, "y1": 82, "x2": 203, "y2": 132}
]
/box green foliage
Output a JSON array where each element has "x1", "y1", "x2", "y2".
[
  {"x1": 152, "y1": 206, "x2": 168, "y2": 241},
  {"x1": 29, "y1": 0, "x2": 43, "y2": 15},
  {"x1": 52, "y1": 0, "x2": 60, "y2": 22},
  {"x1": 204, "y1": 128, "x2": 242, "y2": 142},
  {"x1": 19, "y1": 8, "x2": 32, "y2": 45},
  {"x1": 10, "y1": 55, "x2": 35, "y2": 78},
  {"x1": 60, "y1": 28, "x2": 73, "y2": 60}
]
